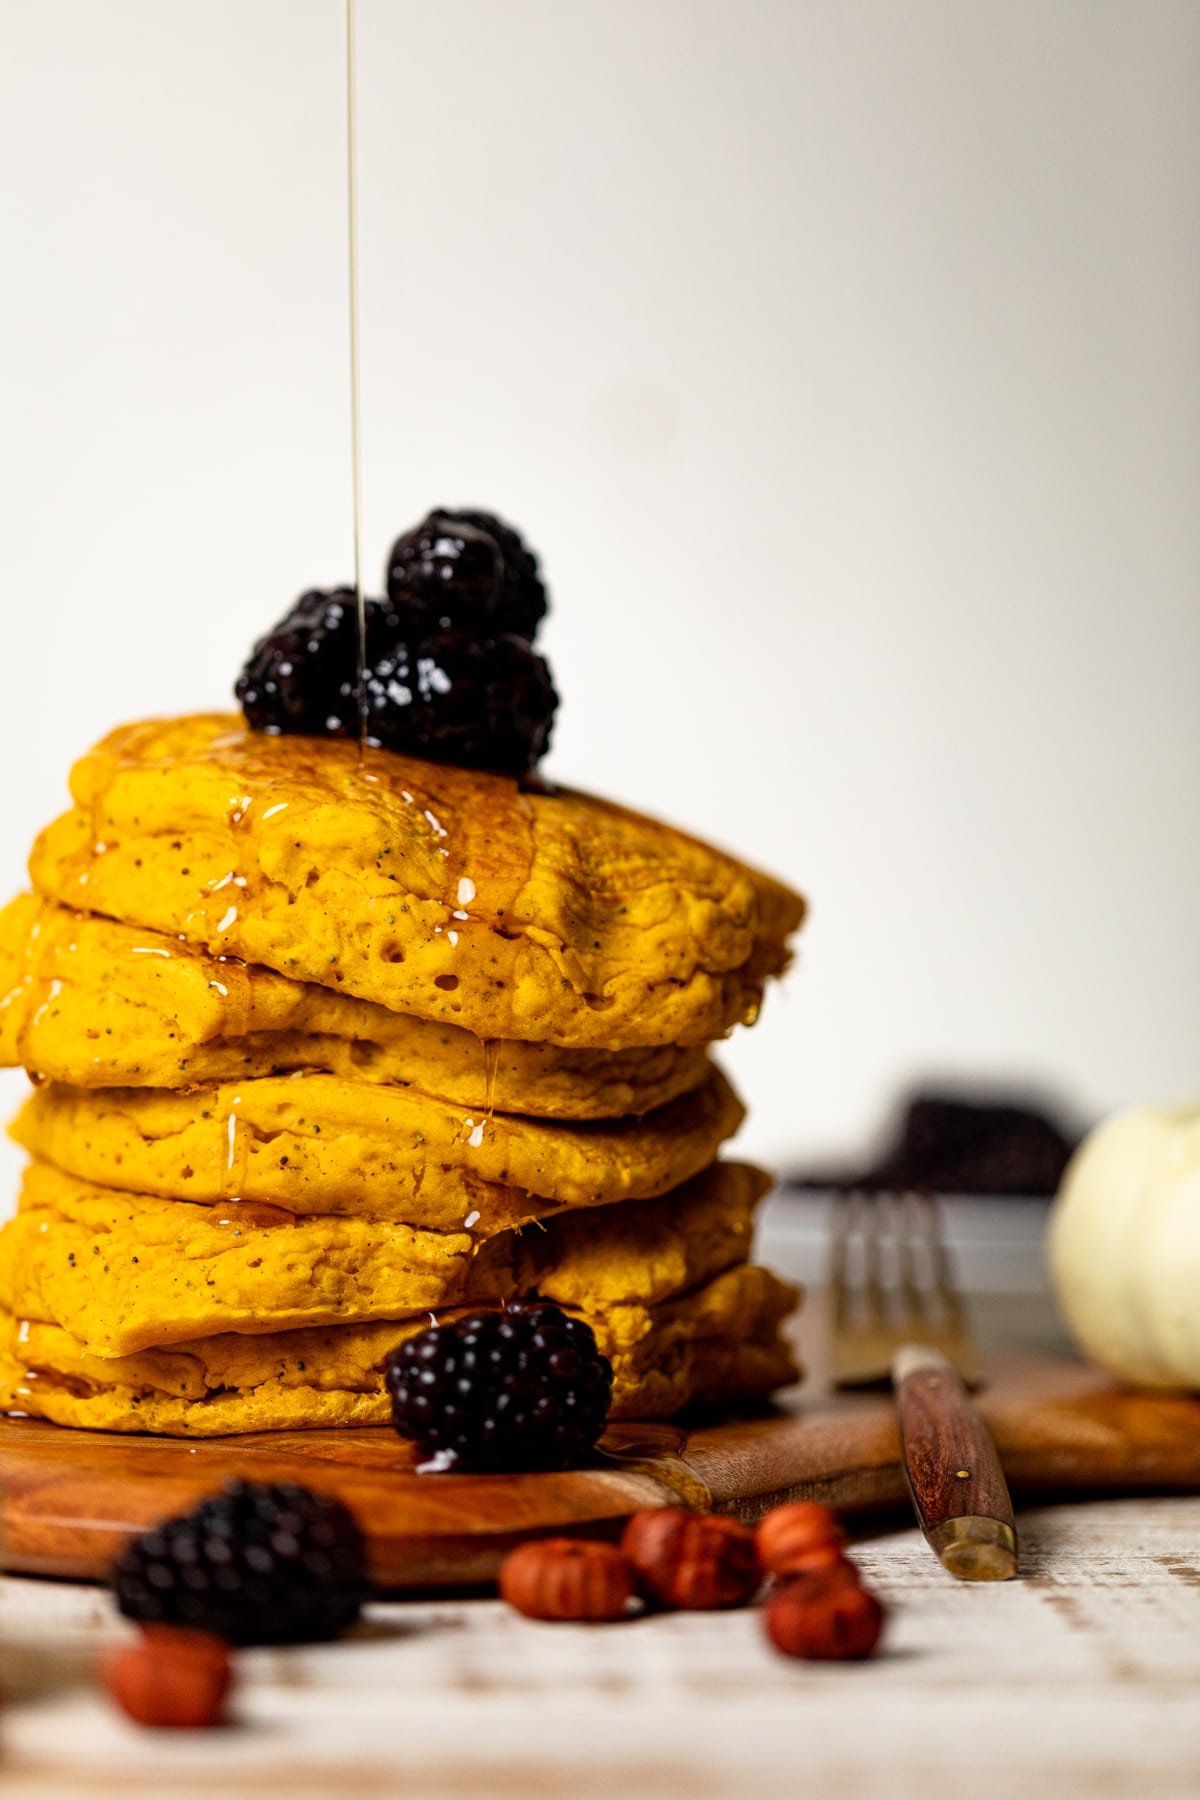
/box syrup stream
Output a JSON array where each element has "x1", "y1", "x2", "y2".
[{"x1": 345, "y1": 0, "x2": 368, "y2": 759}]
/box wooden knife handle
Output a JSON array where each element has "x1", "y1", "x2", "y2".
[{"x1": 893, "y1": 1345, "x2": 1019, "y2": 1580}]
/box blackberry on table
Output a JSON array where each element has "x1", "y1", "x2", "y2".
[
  {"x1": 385, "y1": 508, "x2": 547, "y2": 638},
  {"x1": 385, "y1": 1304, "x2": 613, "y2": 1472},
  {"x1": 112, "y1": 1480, "x2": 369, "y2": 1645}
]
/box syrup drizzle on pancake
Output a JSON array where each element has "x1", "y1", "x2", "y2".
[{"x1": 483, "y1": 1037, "x2": 500, "y2": 1122}]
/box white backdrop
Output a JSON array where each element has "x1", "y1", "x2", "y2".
[{"x1": 1, "y1": 0, "x2": 1198, "y2": 1205}]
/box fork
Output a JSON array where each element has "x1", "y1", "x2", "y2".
[{"x1": 830, "y1": 1190, "x2": 1018, "y2": 1580}]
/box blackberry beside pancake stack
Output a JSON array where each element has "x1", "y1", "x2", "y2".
[{"x1": 0, "y1": 511, "x2": 805, "y2": 1448}]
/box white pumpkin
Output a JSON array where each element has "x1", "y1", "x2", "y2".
[{"x1": 1047, "y1": 1105, "x2": 1200, "y2": 1390}]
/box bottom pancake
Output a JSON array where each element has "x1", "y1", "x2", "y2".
[{"x1": 0, "y1": 1264, "x2": 799, "y2": 1436}]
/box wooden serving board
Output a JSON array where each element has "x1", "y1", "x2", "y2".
[{"x1": 3, "y1": 1305, "x2": 1199, "y2": 1590}]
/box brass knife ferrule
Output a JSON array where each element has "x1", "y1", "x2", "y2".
[{"x1": 928, "y1": 1515, "x2": 1019, "y2": 1582}]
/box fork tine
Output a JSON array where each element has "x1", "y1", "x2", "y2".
[
  {"x1": 915, "y1": 1191, "x2": 966, "y2": 1329},
  {"x1": 828, "y1": 1186, "x2": 985, "y2": 1388},
  {"x1": 895, "y1": 1192, "x2": 924, "y2": 1325},
  {"x1": 911, "y1": 1188, "x2": 984, "y2": 1384},
  {"x1": 861, "y1": 1190, "x2": 885, "y2": 1322},
  {"x1": 903, "y1": 1190, "x2": 937, "y2": 1307},
  {"x1": 830, "y1": 1190, "x2": 852, "y2": 1333},
  {"x1": 829, "y1": 1190, "x2": 893, "y2": 1386}
]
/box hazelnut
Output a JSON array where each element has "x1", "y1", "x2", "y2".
[
  {"x1": 756, "y1": 1502, "x2": 846, "y2": 1576},
  {"x1": 788, "y1": 1547, "x2": 863, "y2": 1586},
  {"x1": 499, "y1": 1538, "x2": 635, "y2": 1621},
  {"x1": 765, "y1": 1576, "x2": 886, "y2": 1661},
  {"x1": 621, "y1": 1508, "x2": 760, "y2": 1611},
  {"x1": 103, "y1": 1627, "x2": 233, "y2": 1728},
  {"x1": 774, "y1": 1540, "x2": 861, "y2": 1583}
]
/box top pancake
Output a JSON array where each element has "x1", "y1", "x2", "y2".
[{"x1": 29, "y1": 715, "x2": 804, "y2": 1050}]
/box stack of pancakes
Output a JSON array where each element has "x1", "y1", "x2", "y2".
[{"x1": 0, "y1": 715, "x2": 805, "y2": 1438}]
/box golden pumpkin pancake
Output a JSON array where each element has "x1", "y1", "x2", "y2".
[
  {"x1": 12, "y1": 1066, "x2": 743, "y2": 1230},
  {"x1": 0, "y1": 895, "x2": 710, "y2": 1118},
  {"x1": 0, "y1": 1160, "x2": 769, "y2": 1357},
  {"x1": 30, "y1": 715, "x2": 804, "y2": 1050},
  {"x1": 0, "y1": 1264, "x2": 798, "y2": 1436},
  {"x1": 617, "y1": 1266, "x2": 800, "y2": 1419}
]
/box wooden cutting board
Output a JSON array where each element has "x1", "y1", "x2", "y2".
[{"x1": 3, "y1": 1302, "x2": 1198, "y2": 1589}]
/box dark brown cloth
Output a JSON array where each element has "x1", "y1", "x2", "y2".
[{"x1": 783, "y1": 1092, "x2": 1081, "y2": 1197}]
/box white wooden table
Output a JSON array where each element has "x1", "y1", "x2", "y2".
[
  {"x1": 2, "y1": 1198, "x2": 1198, "y2": 1799},
  {"x1": 4, "y1": 1494, "x2": 1199, "y2": 1800}
]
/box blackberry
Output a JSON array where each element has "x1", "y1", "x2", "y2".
[
  {"x1": 236, "y1": 586, "x2": 365, "y2": 738},
  {"x1": 386, "y1": 1304, "x2": 613, "y2": 1472},
  {"x1": 236, "y1": 594, "x2": 557, "y2": 776},
  {"x1": 386, "y1": 508, "x2": 547, "y2": 637},
  {"x1": 112, "y1": 1480, "x2": 369, "y2": 1645},
  {"x1": 360, "y1": 627, "x2": 556, "y2": 775}
]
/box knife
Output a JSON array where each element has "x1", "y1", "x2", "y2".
[{"x1": 892, "y1": 1343, "x2": 1019, "y2": 1580}]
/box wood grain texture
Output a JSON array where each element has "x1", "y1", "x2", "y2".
[
  {"x1": 4, "y1": 1494, "x2": 1200, "y2": 1800},
  {"x1": 0, "y1": 1417, "x2": 704, "y2": 1587},
  {"x1": 2, "y1": 1305, "x2": 1199, "y2": 1588}
]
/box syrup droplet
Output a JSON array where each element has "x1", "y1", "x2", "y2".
[
  {"x1": 222, "y1": 1098, "x2": 251, "y2": 1197},
  {"x1": 29, "y1": 979, "x2": 63, "y2": 1036},
  {"x1": 415, "y1": 1448, "x2": 458, "y2": 1475},
  {"x1": 482, "y1": 1038, "x2": 500, "y2": 1120},
  {"x1": 213, "y1": 1199, "x2": 293, "y2": 1230}
]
